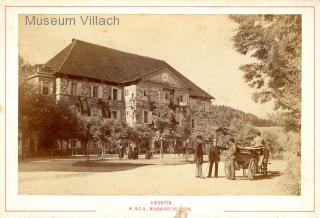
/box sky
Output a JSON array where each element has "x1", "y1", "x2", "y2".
[{"x1": 19, "y1": 14, "x2": 274, "y2": 118}]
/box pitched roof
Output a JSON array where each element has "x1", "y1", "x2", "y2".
[{"x1": 45, "y1": 39, "x2": 214, "y2": 99}]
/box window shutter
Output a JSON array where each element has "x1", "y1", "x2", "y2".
[
  {"x1": 111, "y1": 88, "x2": 115, "y2": 100},
  {"x1": 98, "y1": 86, "x2": 103, "y2": 98},
  {"x1": 148, "y1": 111, "x2": 152, "y2": 124},
  {"x1": 77, "y1": 83, "x2": 82, "y2": 96},
  {"x1": 49, "y1": 82, "x2": 53, "y2": 95},
  {"x1": 90, "y1": 85, "x2": 94, "y2": 97},
  {"x1": 117, "y1": 89, "x2": 122, "y2": 100},
  {"x1": 67, "y1": 81, "x2": 72, "y2": 95}
]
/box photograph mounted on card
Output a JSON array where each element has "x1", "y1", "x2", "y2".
[{"x1": 18, "y1": 13, "x2": 301, "y2": 196}]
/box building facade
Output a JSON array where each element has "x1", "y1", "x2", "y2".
[{"x1": 25, "y1": 39, "x2": 215, "y2": 153}]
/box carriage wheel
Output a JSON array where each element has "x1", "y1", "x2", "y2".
[
  {"x1": 243, "y1": 169, "x2": 248, "y2": 177},
  {"x1": 248, "y1": 158, "x2": 256, "y2": 180},
  {"x1": 224, "y1": 156, "x2": 231, "y2": 178}
]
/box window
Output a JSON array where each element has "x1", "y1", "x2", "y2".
[
  {"x1": 70, "y1": 106, "x2": 81, "y2": 116},
  {"x1": 111, "y1": 110, "x2": 119, "y2": 120},
  {"x1": 178, "y1": 95, "x2": 183, "y2": 102},
  {"x1": 143, "y1": 111, "x2": 148, "y2": 123},
  {"x1": 91, "y1": 85, "x2": 102, "y2": 98},
  {"x1": 143, "y1": 90, "x2": 148, "y2": 97},
  {"x1": 191, "y1": 119, "x2": 195, "y2": 128},
  {"x1": 71, "y1": 82, "x2": 77, "y2": 95},
  {"x1": 142, "y1": 111, "x2": 152, "y2": 124},
  {"x1": 92, "y1": 85, "x2": 98, "y2": 97},
  {"x1": 42, "y1": 81, "x2": 49, "y2": 95},
  {"x1": 91, "y1": 108, "x2": 102, "y2": 117},
  {"x1": 113, "y1": 88, "x2": 118, "y2": 100},
  {"x1": 112, "y1": 87, "x2": 121, "y2": 100}
]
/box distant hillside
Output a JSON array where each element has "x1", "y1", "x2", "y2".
[{"x1": 209, "y1": 105, "x2": 275, "y2": 127}]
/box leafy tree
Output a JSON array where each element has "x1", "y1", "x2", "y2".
[
  {"x1": 46, "y1": 99, "x2": 79, "y2": 154},
  {"x1": 152, "y1": 105, "x2": 177, "y2": 163},
  {"x1": 76, "y1": 116, "x2": 93, "y2": 161},
  {"x1": 19, "y1": 83, "x2": 57, "y2": 155},
  {"x1": 229, "y1": 15, "x2": 301, "y2": 132}
]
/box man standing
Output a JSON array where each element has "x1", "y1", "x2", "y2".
[
  {"x1": 207, "y1": 135, "x2": 220, "y2": 178},
  {"x1": 195, "y1": 135, "x2": 204, "y2": 178},
  {"x1": 226, "y1": 138, "x2": 237, "y2": 180}
]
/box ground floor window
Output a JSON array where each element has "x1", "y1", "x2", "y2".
[{"x1": 111, "y1": 110, "x2": 120, "y2": 120}]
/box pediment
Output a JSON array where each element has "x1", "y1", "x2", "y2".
[{"x1": 142, "y1": 68, "x2": 189, "y2": 89}]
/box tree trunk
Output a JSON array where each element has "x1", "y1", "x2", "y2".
[
  {"x1": 60, "y1": 139, "x2": 63, "y2": 155},
  {"x1": 101, "y1": 144, "x2": 106, "y2": 159},
  {"x1": 160, "y1": 140, "x2": 163, "y2": 164},
  {"x1": 86, "y1": 141, "x2": 89, "y2": 162}
]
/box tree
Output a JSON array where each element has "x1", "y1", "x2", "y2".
[
  {"x1": 46, "y1": 99, "x2": 79, "y2": 154},
  {"x1": 152, "y1": 105, "x2": 177, "y2": 163},
  {"x1": 19, "y1": 83, "x2": 57, "y2": 155},
  {"x1": 76, "y1": 116, "x2": 93, "y2": 162},
  {"x1": 89, "y1": 117, "x2": 114, "y2": 159},
  {"x1": 229, "y1": 15, "x2": 301, "y2": 132}
]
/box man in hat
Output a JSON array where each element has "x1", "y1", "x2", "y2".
[
  {"x1": 226, "y1": 138, "x2": 237, "y2": 180},
  {"x1": 207, "y1": 134, "x2": 220, "y2": 178},
  {"x1": 195, "y1": 135, "x2": 204, "y2": 178}
]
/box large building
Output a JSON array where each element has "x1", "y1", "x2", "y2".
[{"x1": 25, "y1": 39, "x2": 215, "y2": 154}]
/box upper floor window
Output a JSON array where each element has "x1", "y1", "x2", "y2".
[
  {"x1": 143, "y1": 111, "x2": 148, "y2": 123},
  {"x1": 112, "y1": 87, "x2": 122, "y2": 100},
  {"x1": 92, "y1": 85, "x2": 98, "y2": 97},
  {"x1": 42, "y1": 81, "x2": 49, "y2": 95},
  {"x1": 71, "y1": 82, "x2": 78, "y2": 96},
  {"x1": 90, "y1": 85, "x2": 103, "y2": 98}
]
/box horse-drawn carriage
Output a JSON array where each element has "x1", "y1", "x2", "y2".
[{"x1": 224, "y1": 146, "x2": 269, "y2": 180}]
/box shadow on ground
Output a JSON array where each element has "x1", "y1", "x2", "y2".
[
  {"x1": 18, "y1": 157, "x2": 195, "y2": 173},
  {"x1": 19, "y1": 160, "x2": 154, "y2": 173},
  {"x1": 236, "y1": 170, "x2": 283, "y2": 181}
]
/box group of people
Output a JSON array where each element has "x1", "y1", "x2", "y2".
[
  {"x1": 195, "y1": 130, "x2": 270, "y2": 180},
  {"x1": 119, "y1": 144, "x2": 139, "y2": 160}
]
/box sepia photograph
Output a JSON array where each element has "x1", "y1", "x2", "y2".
[{"x1": 17, "y1": 14, "x2": 302, "y2": 197}]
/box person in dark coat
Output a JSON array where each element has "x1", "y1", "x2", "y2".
[
  {"x1": 195, "y1": 135, "x2": 204, "y2": 178},
  {"x1": 207, "y1": 134, "x2": 220, "y2": 178}
]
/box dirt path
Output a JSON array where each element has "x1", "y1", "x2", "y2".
[{"x1": 19, "y1": 157, "x2": 290, "y2": 195}]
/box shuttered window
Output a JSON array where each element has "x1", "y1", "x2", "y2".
[
  {"x1": 112, "y1": 87, "x2": 122, "y2": 100},
  {"x1": 92, "y1": 85, "x2": 98, "y2": 97},
  {"x1": 71, "y1": 82, "x2": 77, "y2": 96}
]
